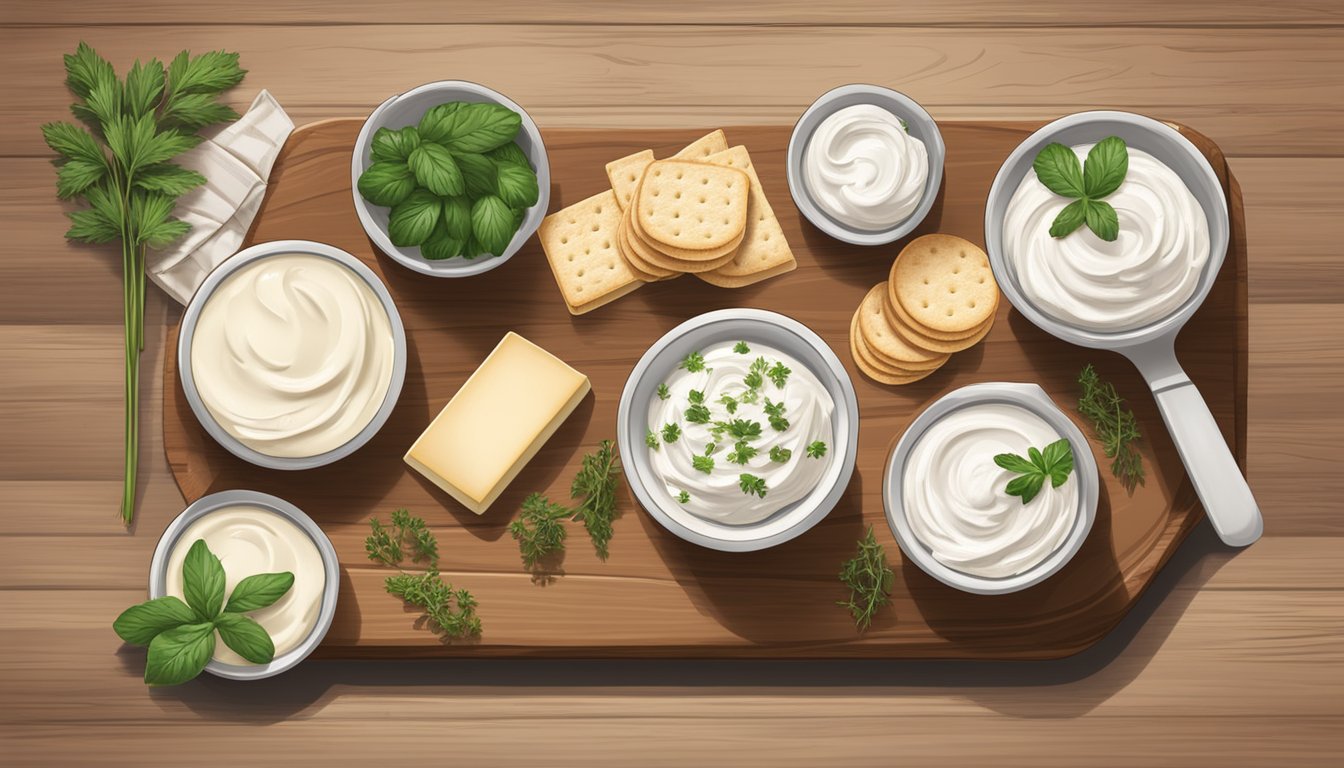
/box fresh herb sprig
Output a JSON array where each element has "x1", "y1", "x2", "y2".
[
  {"x1": 113, "y1": 539, "x2": 293, "y2": 685},
  {"x1": 994, "y1": 439, "x2": 1074, "y2": 504},
  {"x1": 1078, "y1": 364, "x2": 1145, "y2": 492},
  {"x1": 43, "y1": 44, "x2": 246, "y2": 524},
  {"x1": 510, "y1": 493, "x2": 569, "y2": 569},
  {"x1": 837, "y1": 526, "x2": 894, "y2": 631},
  {"x1": 365, "y1": 508, "x2": 439, "y2": 567},
  {"x1": 365, "y1": 511, "x2": 479, "y2": 640},
  {"x1": 510, "y1": 440, "x2": 623, "y2": 570},
  {"x1": 1032, "y1": 136, "x2": 1128, "y2": 241}
]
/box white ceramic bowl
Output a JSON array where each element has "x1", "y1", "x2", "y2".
[
  {"x1": 351, "y1": 80, "x2": 551, "y2": 277},
  {"x1": 616, "y1": 309, "x2": 860, "y2": 552},
  {"x1": 786, "y1": 84, "x2": 945, "y2": 246},
  {"x1": 882, "y1": 382, "x2": 1099, "y2": 594},
  {"x1": 178, "y1": 239, "x2": 407, "y2": 470},
  {"x1": 148, "y1": 490, "x2": 340, "y2": 681}
]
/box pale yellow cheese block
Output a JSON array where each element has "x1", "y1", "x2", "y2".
[{"x1": 404, "y1": 332, "x2": 590, "y2": 515}]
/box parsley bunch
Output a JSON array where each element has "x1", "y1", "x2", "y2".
[
  {"x1": 837, "y1": 527, "x2": 894, "y2": 631},
  {"x1": 42, "y1": 43, "x2": 246, "y2": 524}
]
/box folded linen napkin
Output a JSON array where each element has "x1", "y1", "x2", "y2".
[{"x1": 147, "y1": 89, "x2": 294, "y2": 305}]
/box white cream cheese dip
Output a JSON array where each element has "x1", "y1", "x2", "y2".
[
  {"x1": 190, "y1": 252, "x2": 394, "y2": 458},
  {"x1": 902, "y1": 403, "x2": 1078, "y2": 579},
  {"x1": 802, "y1": 104, "x2": 929, "y2": 231}
]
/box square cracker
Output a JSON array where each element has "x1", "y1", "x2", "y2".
[
  {"x1": 538, "y1": 190, "x2": 643, "y2": 315},
  {"x1": 605, "y1": 149, "x2": 654, "y2": 211},
  {"x1": 634, "y1": 160, "x2": 750, "y2": 251},
  {"x1": 672, "y1": 129, "x2": 728, "y2": 160},
  {"x1": 691, "y1": 145, "x2": 797, "y2": 286}
]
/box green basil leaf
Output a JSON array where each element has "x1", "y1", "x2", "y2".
[
  {"x1": 462, "y1": 234, "x2": 482, "y2": 260},
  {"x1": 182, "y1": 539, "x2": 225, "y2": 620},
  {"x1": 421, "y1": 219, "x2": 465, "y2": 261},
  {"x1": 214, "y1": 613, "x2": 276, "y2": 665},
  {"x1": 370, "y1": 126, "x2": 421, "y2": 163},
  {"x1": 1027, "y1": 446, "x2": 1046, "y2": 472},
  {"x1": 993, "y1": 452, "x2": 1038, "y2": 475},
  {"x1": 434, "y1": 102, "x2": 522, "y2": 154},
  {"x1": 1085, "y1": 199, "x2": 1119, "y2": 242},
  {"x1": 223, "y1": 571, "x2": 294, "y2": 614},
  {"x1": 454, "y1": 152, "x2": 498, "y2": 198},
  {"x1": 357, "y1": 161, "x2": 417, "y2": 207},
  {"x1": 487, "y1": 141, "x2": 531, "y2": 169},
  {"x1": 1042, "y1": 438, "x2": 1075, "y2": 486},
  {"x1": 388, "y1": 189, "x2": 442, "y2": 247},
  {"x1": 417, "y1": 102, "x2": 465, "y2": 143},
  {"x1": 1005, "y1": 473, "x2": 1046, "y2": 505},
  {"x1": 144, "y1": 622, "x2": 215, "y2": 686},
  {"x1": 113, "y1": 596, "x2": 197, "y2": 645},
  {"x1": 496, "y1": 163, "x2": 540, "y2": 209},
  {"x1": 1083, "y1": 136, "x2": 1128, "y2": 199},
  {"x1": 442, "y1": 195, "x2": 473, "y2": 241},
  {"x1": 470, "y1": 195, "x2": 518, "y2": 256},
  {"x1": 1049, "y1": 198, "x2": 1089, "y2": 239},
  {"x1": 407, "y1": 143, "x2": 464, "y2": 197},
  {"x1": 1032, "y1": 142, "x2": 1085, "y2": 199}
]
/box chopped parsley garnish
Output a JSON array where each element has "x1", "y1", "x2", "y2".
[
  {"x1": 733, "y1": 341, "x2": 750, "y2": 354},
  {"x1": 727, "y1": 441, "x2": 758, "y2": 465},
  {"x1": 768, "y1": 362, "x2": 791, "y2": 389},
  {"x1": 738, "y1": 387, "x2": 760, "y2": 405},
  {"x1": 677, "y1": 490, "x2": 690, "y2": 504},
  {"x1": 684, "y1": 404, "x2": 712, "y2": 424},
  {"x1": 764, "y1": 399, "x2": 789, "y2": 432},
  {"x1": 716, "y1": 419, "x2": 762, "y2": 442},
  {"x1": 769, "y1": 446, "x2": 792, "y2": 463},
  {"x1": 645, "y1": 429, "x2": 659, "y2": 450},
  {"x1": 688, "y1": 389, "x2": 705, "y2": 404},
  {"x1": 679, "y1": 350, "x2": 706, "y2": 373},
  {"x1": 739, "y1": 474, "x2": 768, "y2": 498},
  {"x1": 806, "y1": 441, "x2": 828, "y2": 459},
  {"x1": 656, "y1": 383, "x2": 670, "y2": 400},
  {"x1": 661, "y1": 423, "x2": 681, "y2": 444},
  {"x1": 718, "y1": 393, "x2": 739, "y2": 414},
  {"x1": 704, "y1": 442, "x2": 718, "y2": 455},
  {"x1": 743, "y1": 357, "x2": 769, "y2": 390},
  {"x1": 691, "y1": 454, "x2": 714, "y2": 474}
]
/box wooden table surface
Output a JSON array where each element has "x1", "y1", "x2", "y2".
[{"x1": 1, "y1": 2, "x2": 1341, "y2": 765}]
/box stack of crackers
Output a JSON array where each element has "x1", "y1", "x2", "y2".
[
  {"x1": 538, "y1": 130, "x2": 797, "y2": 315},
  {"x1": 850, "y1": 234, "x2": 1000, "y2": 385}
]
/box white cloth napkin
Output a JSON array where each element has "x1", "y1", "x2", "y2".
[{"x1": 148, "y1": 90, "x2": 294, "y2": 305}]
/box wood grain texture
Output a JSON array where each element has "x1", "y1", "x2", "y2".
[
  {"x1": 155, "y1": 120, "x2": 1246, "y2": 658},
  {"x1": 3, "y1": 4, "x2": 1343, "y2": 764}
]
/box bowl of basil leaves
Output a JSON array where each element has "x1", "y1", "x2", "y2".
[{"x1": 351, "y1": 81, "x2": 550, "y2": 277}]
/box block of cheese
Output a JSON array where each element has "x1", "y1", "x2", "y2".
[{"x1": 404, "y1": 332, "x2": 590, "y2": 515}]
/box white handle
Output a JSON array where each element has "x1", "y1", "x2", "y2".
[{"x1": 1138, "y1": 358, "x2": 1262, "y2": 547}]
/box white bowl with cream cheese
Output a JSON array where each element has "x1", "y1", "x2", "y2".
[
  {"x1": 148, "y1": 490, "x2": 340, "y2": 680},
  {"x1": 883, "y1": 382, "x2": 1098, "y2": 594},
  {"x1": 787, "y1": 84, "x2": 945, "y2": 245},
  {"x1": 178, "y1": 240, "x2": 407, "y2": 470}
]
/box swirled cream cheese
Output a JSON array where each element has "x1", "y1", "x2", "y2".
[
  {"x1": 903, "y1": 403, "x2": 1078, "y2": 578},
  {"x1": 165, "y1": 505, "x2": 325, "y2": 665},
  {"x1": 191, "y1": 253, "x2": 394, "y2": 458},
  {"x1": 646, "y1": 342, "x2": 834, "y2": 525},
  {"x1": 1003, "y1": 144, "x2": 1209, "y2": 332},
  {"x1": 802, "y1": 104, "x2": 929, "y2": 230}
]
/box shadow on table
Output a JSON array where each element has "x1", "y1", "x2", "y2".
[{"x1": 133, "y1": 520, "x2": 1238, "y2": 723}]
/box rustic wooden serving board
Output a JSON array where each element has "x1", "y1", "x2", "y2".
[{"x1": 163, "y1": 119, "x2": 1246, "y2": 658}]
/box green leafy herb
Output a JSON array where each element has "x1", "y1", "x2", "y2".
[
  {"x1": 769, "y1": 446, "x2": 792, "y2": 463},
  {"x1": 692, "y1": 454, "x2": 715, "y2": 474},
  {"x1": 688, "y1": 389, "x2": 705, "y2": 404},
  {"x1": 366, "y1": 511, "x2": 480, "y2": 639},
  {"x1": 510, "y1": 492, "x2": 569, "y2": 569},
  {"x1": 1078, "y1": 364, "x2": 1145, "y2": 492},
  {"x1": 357, "y1": 161, "x2": 417, "y2": 207},
  {"x1": 646, "y1": 429, "x2": 659, "y2": 450},
  {"x1": 768, "y1": 362, "x2": 791, "y2": 388},
  {"x1": 421, "y1": 101, "x2": 521, "y2": 154},
  {"x1": 1032, "y1": 136, "x2": 1128, "y2": 241},
  {"x1": 677, "y1": 490, "x2": 691, "y2": 504},
  {"x1": 407, "y1": 142, "x2": 464, "y2": 197},
  {"x1": 718, "y1": 393, "x2": 739, "y2": 414},
  {"x1": 806, "y1": 441, "x2": 828, "y2": 459},
  {"x1": 727, "y1": 441, "x2": 759, "y2": 465},
  {"x1": 364, "y1": 517, "x2": 403, "y2": 565},
  {"x1": 568, "y1": 439, "x2": 622, "y2": 559},
  {"x1": 744, "y1": 356, "x2": 769, "y2": 390},
  {"x1": 837, "y1": 526, "x2": 894, "y2": 631},
  {"x1": 656, "y1": 383, "x2": 670, "y2": 400},
  {"x1": 371, "y1": 125, "x2": 421, "y2": 162},
  {"x1": 113, "y1": 538, "x2": 293, "y2": 685},
  {"x1": 994, "y1": 438, "x2": 1075, "y2": 504},
  {"x1": 703, "y1": 442, "x2": 719, "y2": 455},
  {"x1": 421, "y1": 220, "x2": 466, "y2": 261},
  {"x1": 44, "y1": 44, "x2": 245, "y2": 524},
  {"x1": 716, "y1": 419, "x2": 763, "y2": 442},
  {"x1": 733, "y1": 341, "x2": 751, "y2": 354},
  {"x1": 454, "y1": 150, "x2": 498, "y2": 198},
  {"x1": 662, "y1": 422, "x2": 681, "y2": 444},
  {"x1": 684, "y1": 403, "x2": 712, "y2": 424},
  {"x1": 496, "y1": 162, "x2": 541, "y2": 209},
  {"x1": 738, "y1": 473, "x2": 768, "y2": 498},
  {"x1": 488, "y1": 141, "x2": 531, "y2": 168},
  {"x1": 388, "y1": 188, "x2": 442, "y2": 247},
  {"x1": 365, "y1": 508, "x2": 438, "y2": 568},
  {"x1": 764, "y1": 399, "x2": 789, "y2": 432},
  {"x1": 470, "y1": 195, "x2": 518, "y2": 256},
  {"x1": 680, "y1": 350, "x2": 706, "y2": 373},
  {"x1": 441, "y1": 195, "x2": 473, "y2": 241}
]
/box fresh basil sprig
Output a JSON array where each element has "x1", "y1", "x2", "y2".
[
  {"x1": 994, "y1": 438, "x2": 1075, "y2": 504},
  {"x1": 113, "y1": 539, "x2": 293, "y2": 685},
  {"x1": 1032, "y1": 136, "x2": 1128, "y2": 242}
]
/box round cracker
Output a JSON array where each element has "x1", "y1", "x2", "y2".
[
  {"x1": 885, "y1": 280, "x2": 993, "y2": 341},
  {"x1": 890, "y1": 234, "x2": 999, "y2": 334},
  {"x1": 635, "y1": 160, "x2": 750, "y2": 252},
  {"x1": 617, "y1": 213, "x2": 677, "y2": 280},
  {"x1": 629, "y1": 184, "x2": 746, "y2": 263},
  {"x1": 856, "y1": 284, "x2": 949, "y2": 370},
  {"x1": 849, "y1": 309, "x2": 941, "y2": 385},
  {"x1": 886, "y1": 293, "x2": 996, "y2": 354},
  {"x1": 627, "y1": 220, "x2": 740, "y2": 274}
]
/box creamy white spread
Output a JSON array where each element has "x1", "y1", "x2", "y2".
[
  {"x1": 165, "y1": 505, "x2": 325, "y2": 665},
  {"x1": 191, "y1": 253, "x2": 394, "y2": 458},
  {"x1": 903, "y1": 403, "x2": 1078, "y2": 579},
  {"x1": 647, "y1": 343, "x2": 834, "y2": 525},
  {"x1": 1003, "y1": 144, "x2": 1209, "y2": 332},
  {"x1": 802, "y1": 104, "x2": 929, "y2": 230}
]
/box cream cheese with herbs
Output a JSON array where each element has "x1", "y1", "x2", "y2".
[{"x1": 646, "y1": 342, "x2": 835, "y2": 525}]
